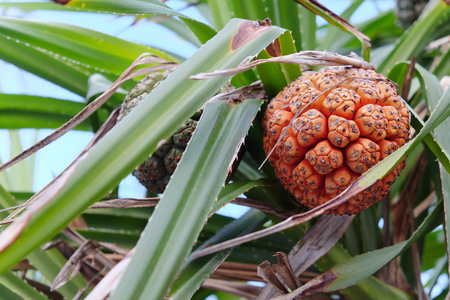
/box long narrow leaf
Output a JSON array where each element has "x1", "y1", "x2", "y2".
[
  {"x1": 378, "y1": 0, "x2": 450, "y2": 74},
  {"x1": 109, "y1": 98, "x2": 262, "y2": 299},
  {"x1": 300, "y1": 199, "x2": 443, "y2": 295},
  {"x1": 298, "y1": 5, "x2": 317, "y2": 50},
  {"x1": 0, "y1": 18, "x2": 285, "y2": 276},
  {"x1": 389, "y1": 63, "x2": 450, "y2": 173},
  {"x1": 0, "y1": 283, "x2": 23, "y2": 300},
  {"x1": 229, "y1": 0, "x2": 266, "y2": 21},
  {"x1": 319, "y1": 0, "x2": 364, "y2": 52},
  {"x1": 206, "y1": 0, "x2": 232, "y2": 29},
  {"x1": 0, "y1": 17, "x2": 176, "y2": 96},
  {"x1": 256, "y1": 32, "x2": 302, "y2": 99},
  {"x1": 433, "y1": 46, "x2": 450, "y2": 79},
  {"x1": 54, "y1": 0, "x2": 189, "y2": 17},
  {"x1": 274, "y1": 0, "x2": 304, "y2": 51},
  {"x1": 53, "y1": 0, "x2": 217, "y2": 45},
  {"x1": 154, "y1": 17, "x2": 202, "y2": 47},
  {"x1": 0, "y1": 271, "x2": 47, "y2": 300},
  {"x1": 179, "y1": 17, "x2": 218, "y2": 44},
  {"x1": 0, "y1": 94, "x2": 90, "y2": 130},
  {"x1": 169, "y1": 209, "x2": 266, "y2": 299},
  {"x1": 413, "y1": 60, "x2": 450, "y2": 287},
  {"x1": 212, "y1": 179, "x2": 274, "y2": 213},
  {"x1": 293, "y1": 0, "x2": 371, "y2": 60}
]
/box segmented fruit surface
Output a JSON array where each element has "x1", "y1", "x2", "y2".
[
  {"x1": 118, "y1": 72, "x2": 200, "y2": 193},
  {"x1": 133, "y1": 118, "x2": 199, "y2": 193},
  {"x1": 262, "y1": 67, "x2": 410, "y2": 215}
]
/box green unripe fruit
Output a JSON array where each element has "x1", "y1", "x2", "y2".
[{"x1": 118, "y1": 71, "x2": 200, "y2": 193}]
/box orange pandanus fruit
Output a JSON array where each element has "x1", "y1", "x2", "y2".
[{"x1": 262, "y1": 67, "x2": 410, "y2": 215}]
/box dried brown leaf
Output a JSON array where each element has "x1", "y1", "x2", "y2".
[
  {"x1": 85, "y1": 249, "x2": 135, "y2": 300},
  {"x1": 190, "y1": 51, "x2": 374, "y2": 80},
  {"x1": 90, "y1": 195, "x2": 297, "y2": 220},
  {"x1": 294, "y1": 0, "x2": 371, "y2": 51},
  {"x1": 271, "y1": 271, "x2": 337, "y2": 300},
  {"x1": 266, "y1": 37, "x2": 281, "y2": 57},
  {"x1": 257, "y1": 260, "x2": 288, "y2": 295},
  {"x1": 258, "y1": 215, "x2": 354, "y2": 299},
  {"x1": 12, "y1": 259, "x2": 34, "y2": 271},
  {"x1": 272, "y1": 252, "x2": 301, "y2": 292},
  {"x1": 231, "y1": 19, "x2": 272, "y2": 51},
  {"x1": 43, "y1": 238, "x2": 102, "y2": 285},
  {"x1": 426, "y1": 34, "x2": 450, "y2": 50},
  {"x1": 0, "y1": 204, "x2": 27, "y2": 215},
  {"x1": 61, "y1": 228, "x2": 118, "y2": 268},
  {"x1": 90, "y1": 198, "x2": 160, "y2": 209},
  {"x1": 205, "y1": 81, "x2": 265, "y2": 104},
  {"x1": 211, "y1": 262, "x2": 261, "y2": 282},
  {"x1": 84, "y1": 253, "x2": 124, "y2": 263},
  {"x1": 401, "y1": 57, "x2": 416, "y2": 100},
  {"x1": 202, "y1": 278, "x2": 263, "y2": 299},
  {"x1": 42, "y1": 239, "x2": 75, "y2": 258},
  {"x1": 286, "y1": 215, "x2": 353, "y2": 275},
  {"x1": 51, "y1": 240, "x2": 100, "y2": 291}
]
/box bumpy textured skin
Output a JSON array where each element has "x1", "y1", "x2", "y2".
[
  {"x1": 262, "y1": 67, "x2": 410, "y2": 215},
  {"x1": 118, "y1": 72, "x2": 168, "y2": 122},
  {"x1": 118, "y1": 72, "x2": 199, "y2": 193}
]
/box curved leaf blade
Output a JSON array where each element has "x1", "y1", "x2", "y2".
[
  {"x1": 0, "y1": 94, "x2": 90, "y2": 130},
  {"x1": 212, "y1": 179, "x2": 274, "y2": 213},
  {"x1": 169, "y1": 209, "x2": 266, "y2": 299},
  {"x1": 293, "y1": 0, "x2": 371, "y2": 60},
  {"x1": 110, "y1": 98, "x2": 263, "y2": 300},
  {"x1": 378, "y1": 1, "x2": 450, "y2": 75},
  {"x1": 0, "y1": 17, "x2": 176, "y2": 96},
  {"x1": 388, "y1": 62, "x2": 450, "y2": 173},
  {"x1": 53, "y1": 0, "x2": 217, "y2": 45},
  {"x1": 57, "y1": 0, "x2": 187, "y2": 17},
  {"x1": 0, "y1": 18, "x2": 285, "y2": 277},
  {"x1": 0, "y1": 271, "x2": 47, "y2": 300},
  {"x1": 320, "y1": 200, "x2": 442, "y2": 294}
]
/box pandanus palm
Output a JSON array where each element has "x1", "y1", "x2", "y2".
[{"x1": 0, "y1": 0, "x2": 448, "y2": 299}]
